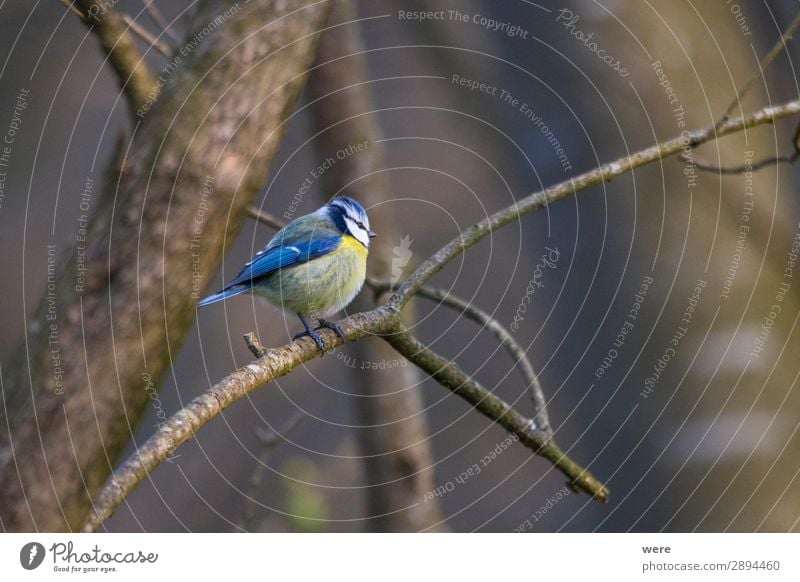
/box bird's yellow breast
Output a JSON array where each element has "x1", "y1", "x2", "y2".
[
  {"x1": 253, "y1": 233, "x2": 368, "y2": 318},
  {"x1": 338, "y1": 233, "x2": 369, "y2": 261}
]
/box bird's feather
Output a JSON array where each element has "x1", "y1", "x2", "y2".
[
  {"x1": 223, "y1": 236, "x2": 342, "y2": 288},
  {"x1": 195, "y1": 285, "x2": 249, "y2": 306},
  {"x1": 264, "y1": 213, "x2": 340, "y2": 250},
  {"x1": 196, "y1": 201, "x2": 369, "y2": 312}
]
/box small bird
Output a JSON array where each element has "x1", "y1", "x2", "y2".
[{"x1": 197, "y1": 196, "x2": 375, "y2": 351}]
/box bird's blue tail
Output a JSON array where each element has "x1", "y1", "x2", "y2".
[{"x1": 196, "y1": 285, "x2": 248, "y2": 307}]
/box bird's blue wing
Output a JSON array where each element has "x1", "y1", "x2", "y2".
[{"x1": 225, "y1": 236, "x2": 341, "y2": 288}]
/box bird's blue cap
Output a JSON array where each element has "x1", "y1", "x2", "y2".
[{"x1": 327, "y1": 196, "x2": 376, "y2": 239}]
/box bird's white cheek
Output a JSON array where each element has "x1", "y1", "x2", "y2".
[
  {"x1": 345, "y1": 217, "x2": 370, "y2": 248},
  {"x1": 355, "y1": 230, "x2": 370, "y2": 248}
]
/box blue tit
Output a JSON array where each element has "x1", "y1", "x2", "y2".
[{"x1": 197, "y1": 196, "x2": 376, "y2": 351}]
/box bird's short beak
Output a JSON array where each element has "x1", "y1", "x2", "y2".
[{"x1": 368, "y1": 230, "x2": 377, "y2": 238}]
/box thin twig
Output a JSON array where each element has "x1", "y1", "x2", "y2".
[
  {"x1": 693, "y1": 119, "x2": 800, "y2": 174},
  {"x1": 690, "y1": 10, "x2": 800, "y2": 173},
  {"x1": 141, "y1": 0, "x2": 181, "y2": 43},
  {"x1": 714, "y1": 10, "x2": 800, "y2": 132},
  {"x1": 389, "y1": 98, "x2": 800, "y2": 310},
  {"x1": 415, "y1": 286, "x2": 551, "y2": 434},
  {"x1": 83, "y1": 96, "x2": 800, "y2": 531},
  {"x1": 57, "y1": 0, "x2": 83, "y2": 19},
  {"x1": 240, "y1": 411, "x2": 305, "y2": 531},
  {"x1": 247, "y1": 206, "x2": 286, "y2": 231},
  {"x1": 70, "y1": 0, "x2": 158, "y2": 115},
  {"x1": 694, "y1": 152, "x2": 799, "y2": 174},
  {"x1": 121, "y1": 14, "x2": 173, "y2": 56},
  {"x1": 384, "y1": 327, "x2": 606, "y2": 500},
  {"x1": 59, "y1": 0, "x2": 172, "y2": 57},
  {"x1": 244, "y1": 332, "x2": 267, "y2": 358}
]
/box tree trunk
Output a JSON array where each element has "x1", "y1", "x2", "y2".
[{"x1": 0, "y1": 0, "x2": 330, "y2": 532}]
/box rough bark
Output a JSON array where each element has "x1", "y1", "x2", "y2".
[{"x1": 0, "y1": 0, "x2": 330, "y2": 532}]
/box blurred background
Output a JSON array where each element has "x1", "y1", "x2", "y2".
[{"x1": 1, "y1": 0, "x2": 800, "y2": 532}]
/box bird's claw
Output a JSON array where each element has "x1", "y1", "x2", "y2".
[
  {"x1": 316, "y1": 318, "x2": 345, "y2": 340},
  {"x1": 293, "y1": 329, "x2": 325, "y2": 352}
]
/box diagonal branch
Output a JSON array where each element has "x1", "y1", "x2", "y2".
[
  {"x1": 388, "y1": 97, "x2": 800, "y2": 308},
  {"x1": 71, "y1": 0, "x2": 159, "y2": 115},
  {"x1": 383, "y1": 327, "x2": 607, "y2": 500},
  {"x1": 141, "y1": 0, "x2": 182, "y2": 44},
  {"x1": 119, "y1": 13, "x2": 172, "y2": 57},
  {"x1": 714, "y1": 10, "x2": 800, "y2": 132},
  {"x1": 60, "y1": 0, "x2": 173, "y2": 56},
  {"x1": 83, "y1": 95, "x2": 800, "y2": 532},
  {"x1": 414, "y1": 286, "x2": 551, "y2": 434},
  {"x1": 247, "y1": 206, "x2": 286, "y2": 231},
  {"x1": 370, "y1": 276, "x2": 551, "y2": 433},
  {"x1": 82, "y1": 308, "x2": 399, "y2": 532}
]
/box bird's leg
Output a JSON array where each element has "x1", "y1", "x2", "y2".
[
  {"x1": 315, "y1": 318, "x2": 345, "y2": 341},
  {"x1": 293, "y1": 313, "x2": 325, "y2": 351}
]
